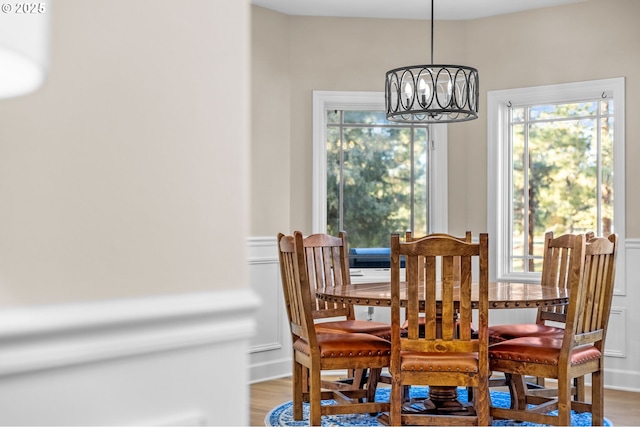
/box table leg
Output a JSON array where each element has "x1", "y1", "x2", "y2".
[
  {"x1": 426, "y1": 386, "x2": 475, "y2": 414},
  {"x1": 399, "y1": 386, "x2": 475, "y2": 416}
]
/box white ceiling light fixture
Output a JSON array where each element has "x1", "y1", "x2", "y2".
[
  {"x1": 0, "y1": 0, "x2": 50, "y2": 99},
  {"x1": 385, "y1": 0, "x2": 478, "y2": 123}
]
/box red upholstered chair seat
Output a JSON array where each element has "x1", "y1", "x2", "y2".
[
  {"x1": 487, "y1": 324, "x2": 564, "y2": 344},
  {"x1": 489, "y1": 336, "x2": 602, "y2": 366},
  {"x1": 293, "y1": 333, "x2": 392, "y2": 358},
  {"x1": 317, "y1": 319, "x2": 392, "y2": 340}
]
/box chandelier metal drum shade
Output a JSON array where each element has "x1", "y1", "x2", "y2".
[{"x1": 385, "y1": 0, "x2": 479, "y2": 123}]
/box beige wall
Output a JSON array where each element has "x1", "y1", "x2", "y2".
[
  {"x1": 251, "y1": 0, "x2": 640, "y2": 238},
  {"x1": 251, "y1": 7, "x2": 291, "y2": 234},
  {"x1": 0, "y1": 0, "x2": 251, "y2": 306}
]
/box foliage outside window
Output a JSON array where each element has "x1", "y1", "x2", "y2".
[{"x1": 326, "y1": 110, "x2": 429, "y2": 249}]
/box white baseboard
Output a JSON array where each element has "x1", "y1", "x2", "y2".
[
  {"x1": 603, "y1": 367, "x2": 640, "y2": 393},
  {"x1": 249, "y1": 357, "x2": 293, "y2": 384}
]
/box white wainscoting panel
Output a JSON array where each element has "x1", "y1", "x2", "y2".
[
  {"x1": 603, "y1": 238, "x2": 640, "y2": 391},
  {"x1": 248, "y1": 237, "x2": 293, "y2": 383},
  {"x1": 0, "y1": 289, "x2": 260, "y2": 426},
  {"x1": 604, "y1": 307, "x2": 626, "y2": 358},
  {"x1": 248, "y1": 237, "x2": 283, "y2": 354}
]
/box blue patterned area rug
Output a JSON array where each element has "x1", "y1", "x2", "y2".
[{"x1": 265, "y1": 387, "x2": 612, "y2": 426}]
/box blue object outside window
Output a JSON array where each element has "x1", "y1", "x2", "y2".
[{"x1": 348, "y1": 248, "x2": 405, "y2": 268}]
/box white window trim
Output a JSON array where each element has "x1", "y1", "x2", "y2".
[
  {"x1": 312, "y1": 90, "x2": 448, "y2": 235},
  {"x1": 487, "y1": 78, "x2": 625, "y2": 293}
]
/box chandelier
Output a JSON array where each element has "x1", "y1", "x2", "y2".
[{"x1": 385, "y1": 0, "x2": 479, "y2": 123}]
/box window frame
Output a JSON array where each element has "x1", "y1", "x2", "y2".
[
  {"x1": 487, "y1": 78, "x2": 625, "y2": 294},
  {"x1": 312, "y1": 90, "x2": 448, "y2": 240}
]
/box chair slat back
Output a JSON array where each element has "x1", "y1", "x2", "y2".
[
  {"x1": 566, "y1": 234, "x2": 618, "y2": 351},
  {"x1": 277, "y1": 232, "x2": 317, "y2": 345},
  {"x1": 391, "y1": 233, "x2": 489, "y2": 356},
  {"x1": 538, "y1": 232, "x2": 583, "y2": 323},
  {"x1": 405, "y1": 231, "x2": 472, "y2": 283},
  {"x1": 301, "y1": 231, "x2": 354, "y2": 320}
]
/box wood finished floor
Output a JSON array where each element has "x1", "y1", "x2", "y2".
[{"x1": 250, "y1": 376, "x2": 640, "y2": 426}]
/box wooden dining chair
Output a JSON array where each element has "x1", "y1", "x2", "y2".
[
  {"x1": 489, "y1": 234, "x2": 618, "y2": 426},
  {"x1": 488, "y1": 232, "x2": 589, "y2": 396},
  {"x1": 298, "y1": 231, "x2": 392, "y2": 390},
  {"x1": 383, "y1": 233, "x2": 490, "y2": 426},
  {"x1": 277, "y1": 232, "x2": 391, "y2": 426}
]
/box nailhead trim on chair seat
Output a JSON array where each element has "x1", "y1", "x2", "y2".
[
  {"x1": 489, "y1": 336, "x2": 602, "y2": 366},
  {"x1": 316, "y1": 319, "x2": 392, "y2": 340},
  {"x1": 400, "y1": 351, "x2": 479, "y2": 372},
  {"x1": 293, "y1": 333, "x2": 392, "y2": 358},
  {"x1": 488, "y1": 324, "x2": 564, "y2": 344}
]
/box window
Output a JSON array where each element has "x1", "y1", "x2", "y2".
[
  {"x1": 488, "y1": 78, "x2": 625, "y2": 287},
  {"x1": 313, "y1": 91, "x2": 448, "y2": 267}
]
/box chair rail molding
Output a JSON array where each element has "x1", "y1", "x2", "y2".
[
  {"x1": 0, "y1": 289, "x2": 260, "y2": 376},
  {"x1": 0, "y1": 289, "x2": 260, "y2": 425}
]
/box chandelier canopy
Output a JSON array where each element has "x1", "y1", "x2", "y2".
[{"x1": 385, "y1": 0, "x2": 479, "y2": 124}]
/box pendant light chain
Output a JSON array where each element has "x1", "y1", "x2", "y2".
[{"x1": 430, "y1": 0, "x2": 434, "y2": 65}]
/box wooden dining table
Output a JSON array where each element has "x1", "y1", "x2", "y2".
[
  {"x1": 316, "y1": 280, "x2": 569, "y2": 417},
  {"x1": 317, "y1": 280, "x2": 569, "y2": 309}
]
